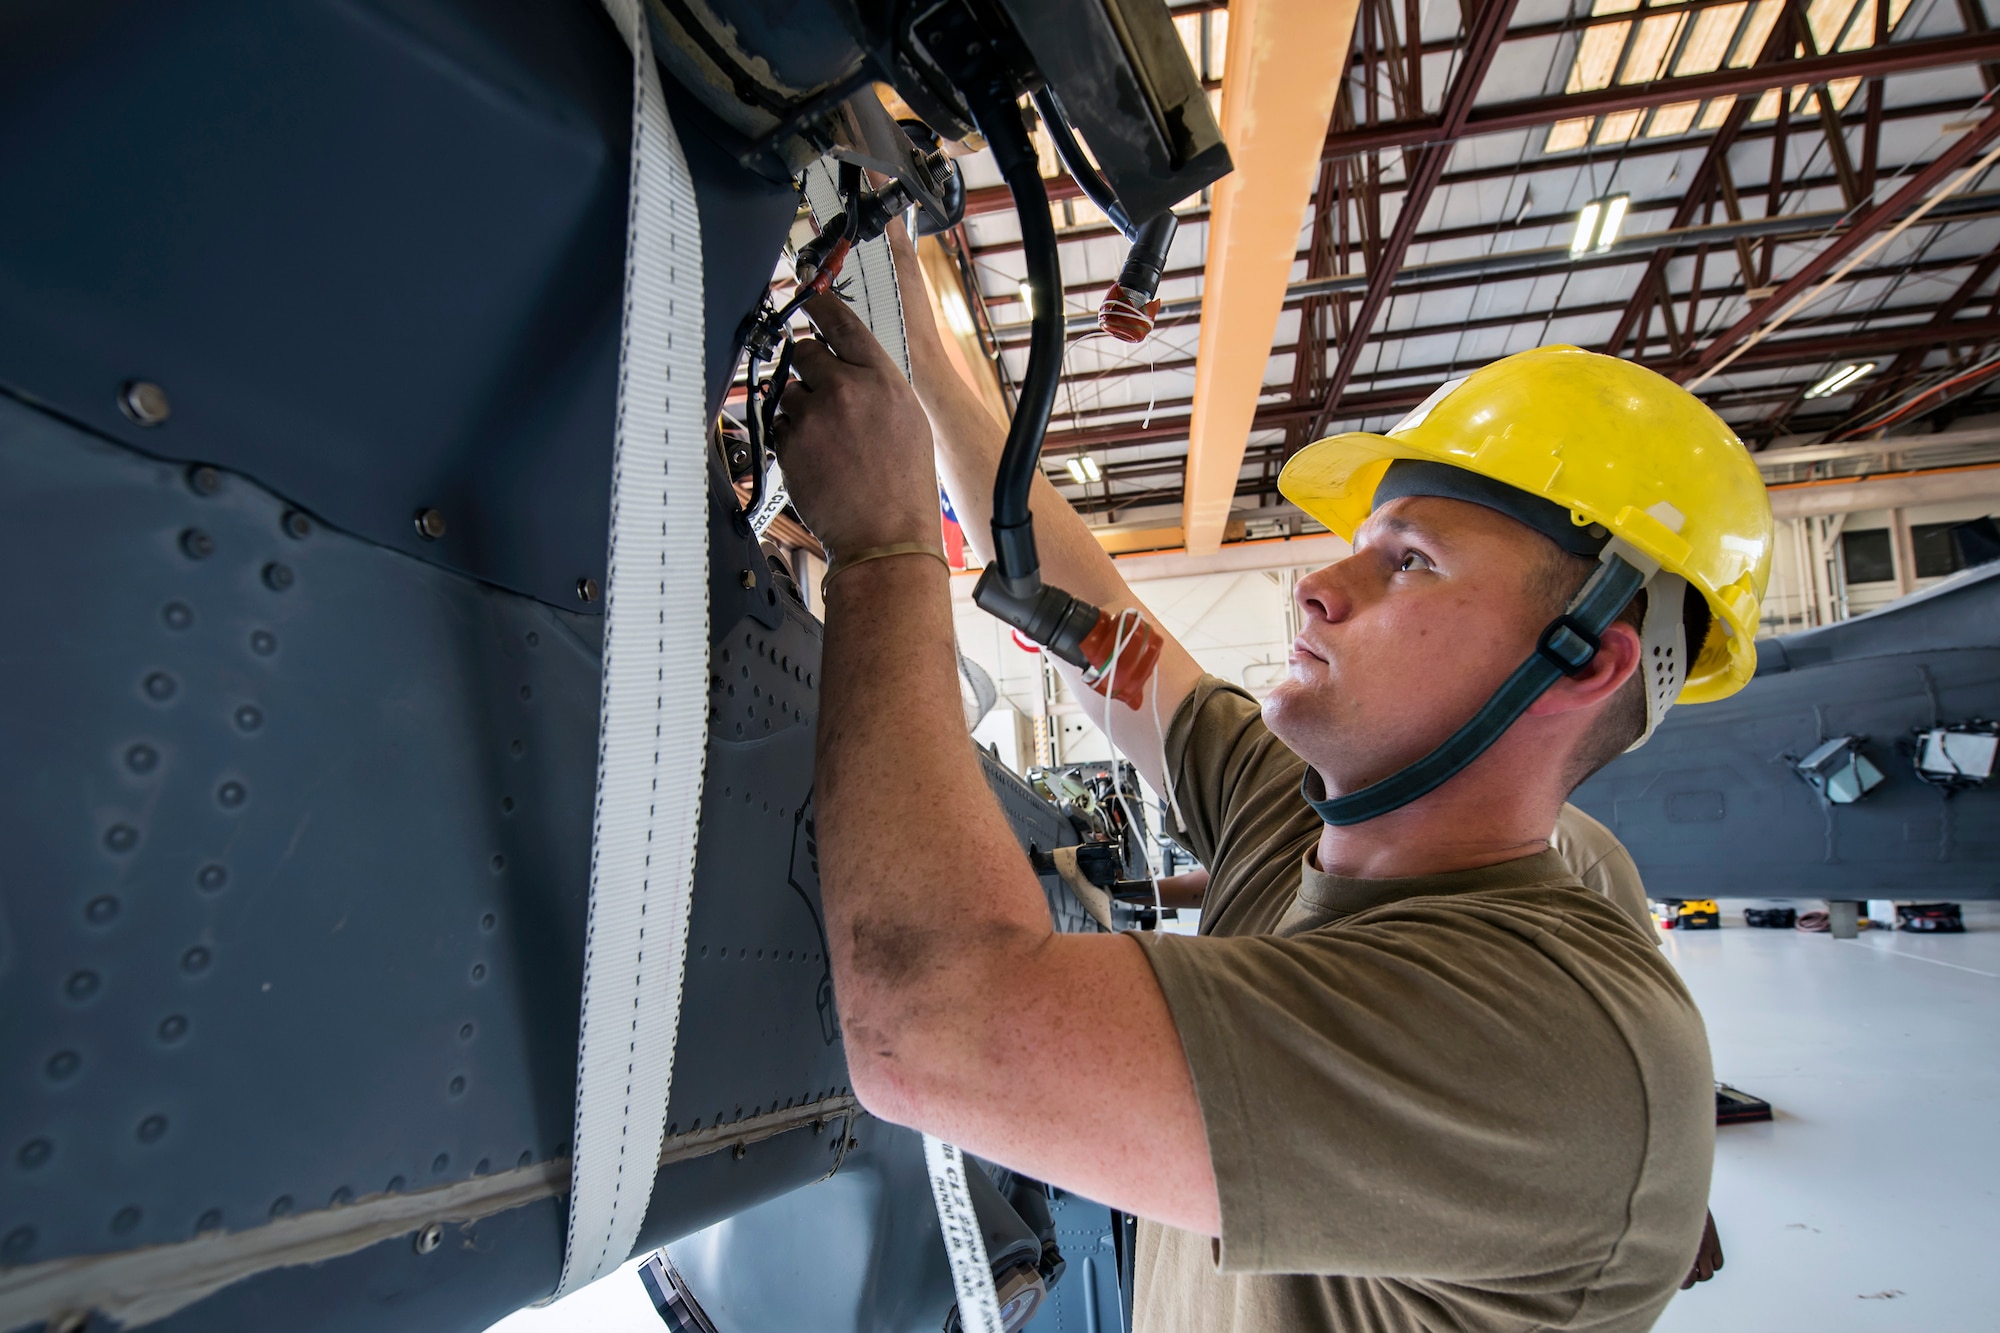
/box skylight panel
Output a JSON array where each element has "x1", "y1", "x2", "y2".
[
  {"x1": 1648, "y1": 100, "x2": 1701, "y2": 136},
  {"x1": 1597, "y1": 108, "x2": 1647, "y2": 142},
  {"x1": 1838, "y1": 0, "x2": 1878, "y2": 48},
  {"x1": 1675, "y1": 1, "x2": 1745, "y2": 74},
  {"x1": 1538, "y1": 0, "x2": 1911, "y2": 155},
  {"x1": 1546, "y1": 117, "x2": 1595, "y2": 152},
  {"x1": 1621, "y1": 11, "x2": 1689, "y2": 82},
  {"x1": 1568, "y1": 21, "x2": 1635, "y2": 92},
  {"x1": 1727, "y1": 0, "x2": 1785, "y2": 65},
  {"x1": 1805, "y1": 0, "x2": 1859, "y2": 52}
]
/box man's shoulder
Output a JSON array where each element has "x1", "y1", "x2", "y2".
[
  {"x1": 1347, "y1": 876, "x2": 1676, "y2": 979},
  {"x1": 1166, "y1": 675, "x2": 1318, "y2": 898}
]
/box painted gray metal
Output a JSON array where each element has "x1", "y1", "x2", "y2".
[
  {"x1": 0, "y1": 0, "x2": 797, "y2": 616},
  {"x1": 1573, "y1": 563, "x2": 2000, "y2": 901},
  {"x1": 0, "y1": 6, "x2": 1151, "y2": 1328},
  {"x1": 0, "y1": 382, "x2": 1104, "y2": 1329}
]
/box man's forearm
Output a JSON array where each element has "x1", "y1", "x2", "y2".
[{"x1": 815, "y1": 556, "x2": 1056, "y2": 1102}]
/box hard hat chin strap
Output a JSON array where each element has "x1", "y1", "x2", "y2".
[{"x1": 1302, "y1": 549, "x2": 1650, "y2": 827}]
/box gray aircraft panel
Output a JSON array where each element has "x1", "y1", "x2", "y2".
[
  {"x1": 0, "y1": 0, "x2": 798, "y2": 616},
  {"x1": 0, "y1": 386, "x2": 1102, "y2": 1326},
  {"x1": 0, "y1": 1, "x2": 1211, "y2": 1327},
  {"x1": 1573, "y1": 563, "x2": 2000, "y2": 900}
]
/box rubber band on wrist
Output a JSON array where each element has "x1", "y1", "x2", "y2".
[{"x1": 823, "y1": 541, "x2": 949, "y2": 590}]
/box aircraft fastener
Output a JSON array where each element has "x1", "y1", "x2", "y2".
[
  {"x1": 414, "y1": 1223, "x2": 444, "y2": 1256},
  {"x1": 414, "y1": 508, "x2": 447, "y2": 541},
  {"x1": 120, "y1": 380, "x2": 171, "y2": 426}
]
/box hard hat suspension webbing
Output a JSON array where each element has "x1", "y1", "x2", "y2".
[{"x1": 1302, "y1": 555, "x2": 1647, "y2": 826}]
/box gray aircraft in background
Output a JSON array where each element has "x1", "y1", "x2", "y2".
[{"x1": 1574, "y1": 558, "x2": 2000, "y2": 904}]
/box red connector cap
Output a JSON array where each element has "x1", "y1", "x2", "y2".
[
  {"x1": 1078, "y1": 608, "x2": 1163, "y2": 708},
  {"x1": 1097, "y1": 283, "x2": 1161, "y2": 344}
]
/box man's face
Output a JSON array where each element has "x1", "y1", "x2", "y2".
[{"x1": 1263, "y1": 495, "x2": 1558, "y2": 794}]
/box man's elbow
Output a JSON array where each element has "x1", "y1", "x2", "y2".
[
  {"x1": 837, "y1": 978, "x2": 1014, "y2": 1133},
  {"x1": 838, "y1": 1004, "x2": 941, "y2": 1129},
  {"x1": 832, "y1": 920, "x2": 1043, "y2": 1128}
]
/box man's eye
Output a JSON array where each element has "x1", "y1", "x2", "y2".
[{"x1": 1398, "y1": 550, "x2": 1432, "y2": 573}]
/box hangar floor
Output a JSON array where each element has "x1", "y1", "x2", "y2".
[{"x1": 1655, "y1": 901, "x2": 2000, "y2": 1332}]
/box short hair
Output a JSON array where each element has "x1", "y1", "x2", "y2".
[{"x1": 1531, "y1": 547, "x2": 1712, "y2": 792}]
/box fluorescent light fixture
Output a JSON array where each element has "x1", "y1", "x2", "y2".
[
  {"x1": 1570, "y1": 201, "x2": 1601, "y2": 256},
  {"x1": 1804, "y1": 362, "x2": 1877, "y2": 398},
  {"x1": 940, "y1": 291, "x2": 975, "y2": 338},
  {"x1": 1597, "y1": 193, "x2": 1630, "y2": 248},
  {"x1": 1571, "y1": 194, "x2": 1631, "y2": 256},
  {"x1": 1018, "y1": 281, "x2": 1035, "y2": 316},
  {"x1": 1064, "y1": 456, "x2": 1102, "y2": 485}
]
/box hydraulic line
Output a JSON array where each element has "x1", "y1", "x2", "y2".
[
  {"x1": 1030, "y1": 87, "x2": 1133, "y2": 239},
  {"x1": 972, "y1": 82, "x2": 1067, "y2": 596},
  {"x1": 1030, "y1": 88, "x2": 1178, "y2": 343},
  {"x1": 963, "y1": 81, "x2": 1162, "y2": 702}
]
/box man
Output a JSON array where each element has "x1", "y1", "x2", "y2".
[{"x1": 768, "y1": 226, "x2": 1770, "y2": 1330}]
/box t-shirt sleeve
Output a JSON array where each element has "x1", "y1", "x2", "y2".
[
  {"x1": 1133, "y1": 903, "x2": 1657, "y2": 1281},
  {"x1": 1552, "y1": 803, "x2": 1659, "y2": 943},
  {"x1": 1162, "y1": 675, "x2": 1310, "y2": 871}
]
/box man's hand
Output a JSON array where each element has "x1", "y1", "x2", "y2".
[
  {"x1": 770, "y1": 293, "x2": 939, "y2": 558},
  {"x1": 1681, "y1": 1210, "x2": 1724, "y2": 1288}
]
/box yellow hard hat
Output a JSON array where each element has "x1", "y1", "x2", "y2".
[{"x1": 1279, "y1": 345, "x2": 1773, "y2": 703}]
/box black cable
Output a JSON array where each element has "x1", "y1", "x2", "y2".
[
  {"x1": 745, "y1": 164, "x2": 869, "y2": 524},
  {"x1": 1030, "y1": 87, "x2": 1134, "y2": 239},
  {"x1": 971, "y1": 84, "x2": 1066, "y2": 595},
  {"x1": 743, "y1": 349, "x2": 767, "y2": 519},
  {"x1": 763, "y1": 336, "x2": 795, "y2": 445}
]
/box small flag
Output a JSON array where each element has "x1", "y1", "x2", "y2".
[{"x1": 940, "y1": 487, "x2": 966, "y2": 570}]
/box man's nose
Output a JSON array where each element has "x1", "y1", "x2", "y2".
[{"x1": 1295, "y1": 560, "x2": 1358, "y2": 626}]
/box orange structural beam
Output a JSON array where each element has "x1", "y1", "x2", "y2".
[{"x1": 1182, "y1": 0, "x2": 1358, "y2": 556}]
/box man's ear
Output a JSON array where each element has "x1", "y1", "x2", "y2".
[{"x1": 1526, "y1": 619, "x2": 1641, "y2": 717}]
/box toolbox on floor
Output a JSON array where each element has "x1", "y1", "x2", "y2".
[
  {"x1": 1744, "y1": 907, "x2": 1798, "y2": 928},
  {"x1": 1897, "y1": 902, "x2": 1965, "y2": 933},
  {"x1": 1716, "y1": 1084, "x2": 1773, "y2": 1125},
  {"x1": 1662, "y1": 899, "x2": 1721, "y2": 930}
]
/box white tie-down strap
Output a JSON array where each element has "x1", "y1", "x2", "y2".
[
  {"x1": 801, "y1": 159, "x2": 910, "y2": 379},
  {"x1": 556, "y1": 0, "x2": 709, "y2": 1299},
  {"x1": 923, "y1": 1135, "x2": 1005, "y2": 1333}
]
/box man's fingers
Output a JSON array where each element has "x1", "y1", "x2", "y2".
[
  {"x1": 788, "y1": 337, "x2": 839, "y2": 387},
  {"x1": 803, "y1": 293, "x2": 893, "y2": 371},
  {"x1": 886, "y1": 219, "x2": 926, "y2": 307}
]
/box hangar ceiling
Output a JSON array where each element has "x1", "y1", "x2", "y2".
[{"x1": 920, "y1": 0, "x2": 2000, "y2": 535}]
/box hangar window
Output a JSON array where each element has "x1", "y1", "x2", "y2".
[
  {"x1": 1840, "y1": 528, "x2": 1894, "y2": 584},
  {"x1": 1912, "y1": 522, "x2": 1971, "y2": 580}
]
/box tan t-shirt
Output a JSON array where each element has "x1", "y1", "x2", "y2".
[
  {"x1": 1552, "y1": 803, "x2": 1659, "y2": 942},
  {"x1": 1131, "y1": 677, "x2": 1712, "y2": 1333}
]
